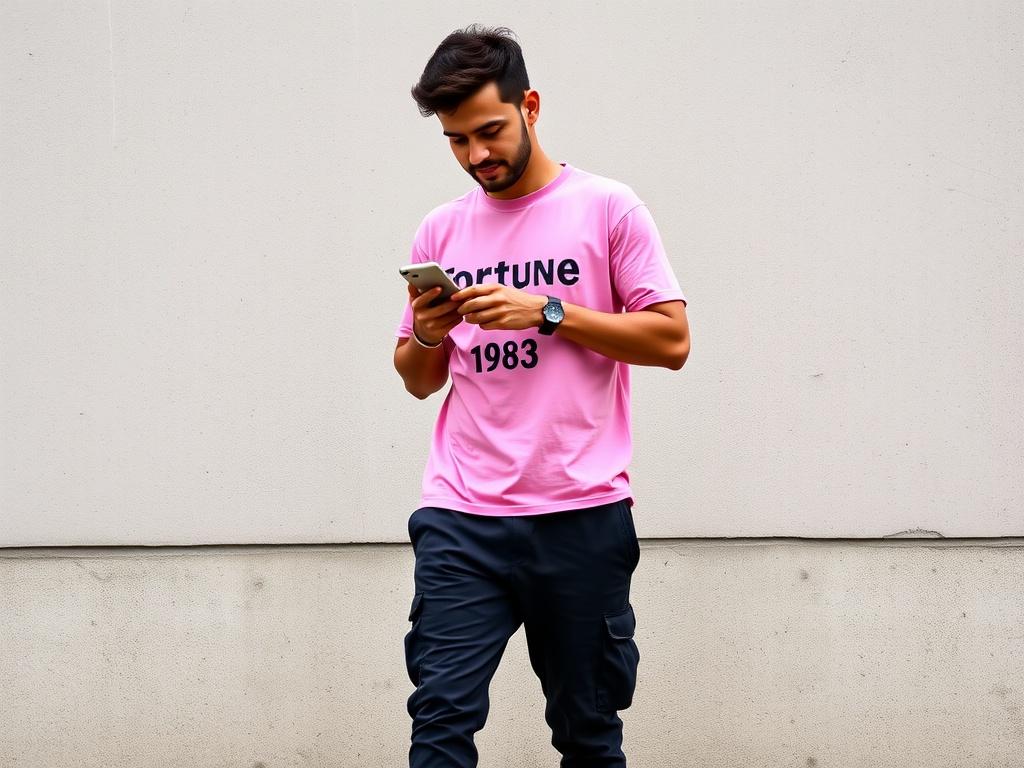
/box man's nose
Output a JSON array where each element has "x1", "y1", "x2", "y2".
[{"x1": 469, "y1": 141, "x2": 490, "y2": 166}]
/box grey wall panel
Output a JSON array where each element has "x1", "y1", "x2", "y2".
[{"x1": 1, "y1": 541, "x2": 1022, "y2": 766}]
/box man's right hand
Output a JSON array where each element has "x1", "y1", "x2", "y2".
[{"x1": 409, "y1": 284, "x2": 463, "y2": 345}]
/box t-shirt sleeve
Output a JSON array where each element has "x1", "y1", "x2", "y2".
[{"x1": 609, "y1": 203, "x2": 687, "y2": 312}]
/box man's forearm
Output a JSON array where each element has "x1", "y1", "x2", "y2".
[
  {"x1": 553, "y1": 300, "x2": 689, "y2": 370},
  {"x1": 394, "y1": 337, "x2": 449, "y2": 399}
]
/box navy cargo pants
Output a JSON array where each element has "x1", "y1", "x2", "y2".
[{"x1": 404, "y1": 499, "x2": 641, "y2": 767}]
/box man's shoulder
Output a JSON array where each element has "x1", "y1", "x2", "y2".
[
  {"x1": 421, "y1": 189, "x2": 475, "y2": 224},
  {"x1": 411, "y1": 189, "x2": 476, "y2": 245},
  {"x1": 564, "y1": 165, "x2": 645, "y2": 218},
  {"x1": 567, "y1": 165, "x2": 637, "y2": 197}
]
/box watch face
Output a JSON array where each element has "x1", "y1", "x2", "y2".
[{"x1": 544, "y1": 302, "x2": 564, "y2": 323}]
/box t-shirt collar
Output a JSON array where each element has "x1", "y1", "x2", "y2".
[{"x1": 477, "y1": 162, "x2": 573, "y2": 211}]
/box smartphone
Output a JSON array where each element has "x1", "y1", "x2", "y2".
[{"x1": 399, "y1": 261, "x2": 462, "y2": 305}]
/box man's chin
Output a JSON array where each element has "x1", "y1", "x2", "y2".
[{"x1": 473, "y1": 169, "x2": 519, "y2": 193}]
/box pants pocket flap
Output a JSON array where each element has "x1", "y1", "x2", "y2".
[{"x1": 604, "y1": 604, "x2": 636, "y2": 640}]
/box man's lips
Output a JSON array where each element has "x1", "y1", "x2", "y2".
[{"x1": 476, "y1": 164, "x2": 502, "y2": 175}]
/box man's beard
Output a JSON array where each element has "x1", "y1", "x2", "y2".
[{"x1": 468, "y1": 113, "x2": 533, "y2": 193}]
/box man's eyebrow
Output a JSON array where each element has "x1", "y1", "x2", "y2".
[{"x1": 442, "y1": 119, "x2": 507, "y2": 138}]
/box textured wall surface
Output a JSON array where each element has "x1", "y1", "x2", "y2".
[
  {"x1": 2, "y1": 2, "x2": 1023, "y2": 545},
  {"x1": 2, "y1": 539, "x2": 1022, "y2": 768}
]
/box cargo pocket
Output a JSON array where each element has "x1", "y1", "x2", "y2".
[
  {"x1": 404, "y1": 593, "x2": 424, "y2": 687},
  {"x1": 596, "y1": 603, "x2": 640, "y2": 712}
]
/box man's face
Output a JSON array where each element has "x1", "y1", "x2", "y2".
[{"x1": 438, "y1": 82, "x2": 532, "y2": 195}]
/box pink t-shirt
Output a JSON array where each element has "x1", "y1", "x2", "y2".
[{"x1": 396, "y1": 162, "x2": 686, "y2": 516}]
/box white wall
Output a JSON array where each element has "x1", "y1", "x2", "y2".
[{"x1": 2, "y1": 2, "x2": 1022, "y2": 544}]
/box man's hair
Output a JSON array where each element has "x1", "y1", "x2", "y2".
[{"x1": 411, "y1": 25, "x2": 530, "y2": 117}]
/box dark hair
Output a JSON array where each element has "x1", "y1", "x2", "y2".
[{"x1": 411, "y1": 25, "x2": 530, "y2": 117}]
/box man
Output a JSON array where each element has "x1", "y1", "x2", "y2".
[{"x1": 394, "y1": 25, "x2": 689, "y2": 768}]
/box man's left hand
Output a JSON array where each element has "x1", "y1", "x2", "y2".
[{"x1": 452, "y1": 284, "x2": 547, "y2": 331}]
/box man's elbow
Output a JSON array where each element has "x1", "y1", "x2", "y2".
[
  {"x1": 647, "y1": 302, "x2": 689, "y2": 371},
  {"x1": 399, "y1": 371, "x2": 446, "y2": 400},
  {"x1": 405, "y1": 383, "x2": 433, "y2": 400},
  {"x1": 665, "y1": 338, "x2": 690, "y2": 371},
  {"x1": 397, "y1": 370, "x2": 435, "y2": 400}
]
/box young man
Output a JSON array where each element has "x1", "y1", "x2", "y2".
[{"x1": 394, "y1": 25, "x2": 689, "y2": 768}]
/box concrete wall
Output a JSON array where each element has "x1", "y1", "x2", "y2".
[{"x1": 2, "y1": 540, "x2": 1022, "y2": 767}]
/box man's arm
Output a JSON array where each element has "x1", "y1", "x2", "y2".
[
  {"x1": 452, "y1": 284, "x2": 689, "y2": 370},
  {"x1": 554, "y1": 298, "x2": 689, "y2": 370},
  {"x1": 393, "y1": 285, "x2": 463, "y2": 399},
  {"x1": 394, "y1": 337, "x2": 448, "y2": 400}
]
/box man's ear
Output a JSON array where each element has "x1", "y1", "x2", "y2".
[{"x1": 522, "y1": 90, "x2": 540, "y2": 124}]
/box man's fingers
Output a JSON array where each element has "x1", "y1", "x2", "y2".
[
  {"x1": 416, "y1": 311, "x2": 463, "y2": 345},
  {"x1": 421, "y1": 301, "x2": 462, "y2": 323},
  {"x1": 451, "y1": 283, "x2": 499, "y2": 303},
  {"x1": 418, "y1": 306, "x2": 463, "y2": 338},
  {"x1": 410, "y1": 286, "x2": 442, "y2": 309},
  {"x1": 408, "y1": 284, "x2": 441, "y2": 309},
  {"x1": 464, "y1": 309, "x2": 504, "y2": 325},
  {"x1": 457, "y1": 295, "x2": 500, "y2": 315}
]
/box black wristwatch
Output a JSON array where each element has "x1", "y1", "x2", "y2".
[{"x1": 538, "y1": 296, "x2": 564, "y2": 336}]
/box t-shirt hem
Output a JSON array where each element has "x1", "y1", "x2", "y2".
[{"x1": 418, "y1": 490, "x2": 634, "y2": 517}]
